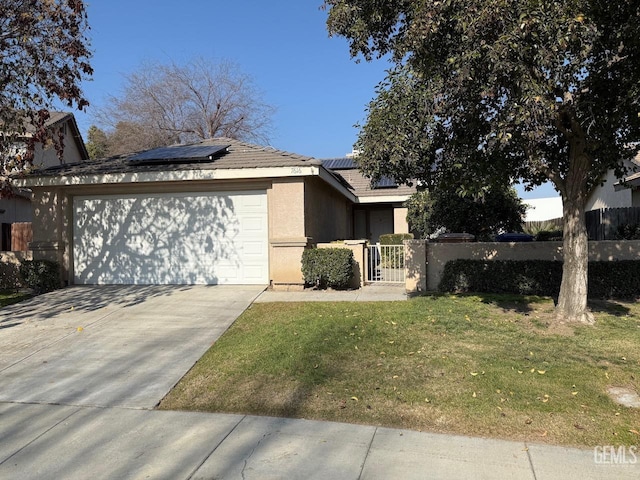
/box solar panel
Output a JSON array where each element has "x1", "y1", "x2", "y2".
[
  {"x1": 321, "y1": 158, "x2": 357, "y2": 170},
  {"x1": 128, "y1": 144, "x2": 229, "y2": 164},
  {"x1": 374, "y1": 176, "x2": 397, "y2": 189}
]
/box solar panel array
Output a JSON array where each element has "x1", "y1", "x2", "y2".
[
  {"x1": 321, "y1": 158, "x2": 357, "y2": 170},
  {"x1": 128, "y1": 144, "x2": 229, "y2": 164},
  {"x1": 374, "y1": 176, "x2": 398, "y2": 189}
]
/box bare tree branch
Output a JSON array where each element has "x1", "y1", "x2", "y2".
[{"x1": 94, "y1": 57, "x2": 275, "y2": 155}]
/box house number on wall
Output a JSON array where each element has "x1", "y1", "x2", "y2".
[{"x1": 290, "y1": 167, "x2": 302, "y2": 174}]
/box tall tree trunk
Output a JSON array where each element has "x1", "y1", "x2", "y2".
[
  {"x1": 551, "y1": 105, "x2": 595, "y2": 324},
  {"x1": 556, "y1": 192, "x2": 594, "y2": 324}
]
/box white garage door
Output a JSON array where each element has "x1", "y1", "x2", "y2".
[{"x1": 73, "y1": 190, "x2": 268, "y2": 285}]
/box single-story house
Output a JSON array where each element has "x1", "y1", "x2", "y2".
[
  {"x1": 15, "y1": 138, "x2": 415, "y2": 288},
  {"x1": 1, "y1": 112, "x2": 89, "y2": 250}
]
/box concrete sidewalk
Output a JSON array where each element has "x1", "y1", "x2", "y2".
[
  {"x1": 1, "y1": 403, "x2": 636, "y2": 480},
  {"x1": 255, "y1": 284, "x2": 408, "y2": 303}
]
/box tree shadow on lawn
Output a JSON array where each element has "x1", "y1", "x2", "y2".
[
  {"x1": 425, "y1": 291, "x2": 634, "y2": 318},
  {"x1": 587, "y1": 298, "x2": 633, "y2": 317},
  {"x1": 423, "y1": 291, "x2": 553, "y2": 315}
]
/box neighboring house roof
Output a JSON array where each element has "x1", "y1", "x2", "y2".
[
  {"x1": 22, "y1": 111, "x2": 89, "y2": 161},
  {"x1": 617, "y1": 171, "x2": 640, "y2": 189},
  {"x1": 321, "y1": 157, "x2": 417, "y2": 202},
  {"x1": 613, "y1": 152, "x2": 640, "y2": 191}
]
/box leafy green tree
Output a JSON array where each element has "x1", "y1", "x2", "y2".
[
  {"x1": 429, "y1": 186, "x2": 526, "y2": 241},
  {"x1": 325, "y1": 0, "x2": 640, "y2": 323},
  {"x1": 404, "y1": 190, "x2": 433, "y2": 239},
  {"x1": 0, "y1": 0, "x2": 92, "y2": 194},
  {"x1": 86, "y1": 126, "x2": 109, "y2": 160}
]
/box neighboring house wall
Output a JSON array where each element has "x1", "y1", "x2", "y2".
[
  {"x1": 31, "y1": 128, "x2": 85, "y2": 168},
  {"x1": 304, "y1": 177, "x2": 352, "y2": 243},
  {"x1": 0, "y1": 195, "x2": 31, "y2": 223},
  {"x1": 586, "y1": 167, "x2": 634, "y2": 211},
  {"x1": 523, "y1": 197, "x2": 563, "y2": 222},
  {"x1": 1, "y1": 114, "x2": 88, "y2": 236}
]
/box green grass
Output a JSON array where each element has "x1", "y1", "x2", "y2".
[
  {"x1": 0, "y1": 290, "x2": 31, "y2": 308},
  {"x1": 159, "y1": 294, "x2": 640, "y2": 448}
]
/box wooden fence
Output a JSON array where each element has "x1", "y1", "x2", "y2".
[
  {"x1": 2, "y1": 222, "x2": 33, "y2": 251},
  {"x1": 586, "y1": 207, "x2": 640, "y2": 240}
]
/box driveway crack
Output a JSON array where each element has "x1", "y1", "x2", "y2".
[{"x1": 241, "y1": 431, "x2": 271, "y2": 480}]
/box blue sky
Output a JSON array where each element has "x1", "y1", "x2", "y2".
[{"x1": 76, "y1": 0, "x2": 557, "y2": 199}]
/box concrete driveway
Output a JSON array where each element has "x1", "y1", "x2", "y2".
[{"x1": 0, "y1": 285, "x2": 264, "y2": 408}]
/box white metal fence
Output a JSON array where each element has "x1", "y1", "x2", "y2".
[{"x1": 367, "y1": 243, "x2": 406, "y2": 284}]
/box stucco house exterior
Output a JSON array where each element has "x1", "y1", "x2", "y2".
[
  {"x1": 586, "y1": 154, "x2": 640, "y2": 211},
  {"x1": 16, "y1": 138, "x2": 415, "y2": 289},
  {"x1": 321, "y1": 158, "x2": 415, "y2": 242},
  {"x1": 1, "y1": 112, "x2": 89, "y2": 250}
]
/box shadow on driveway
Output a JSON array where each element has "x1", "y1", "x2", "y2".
[{"x1": 0, "y1": 285, "x2": 265, "y2": 408}]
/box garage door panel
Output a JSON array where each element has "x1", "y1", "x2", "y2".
[{"x1": 73, "y1": 191, "x2": 268, "y2": 285}]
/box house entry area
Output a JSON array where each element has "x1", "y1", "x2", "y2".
[{"x1": 72, "y1": 190, "x2": 269, "y2": 285}]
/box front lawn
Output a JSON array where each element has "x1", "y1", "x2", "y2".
[
  {"x1": 159, "y1": 294, "x2": 640, "y2": 447},
  {"x1": 0, "y1": 291, "x2": 31, "y2": 308}
]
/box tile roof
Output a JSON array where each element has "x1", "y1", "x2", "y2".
[
  {"x1": 20, "y1": 139, "x2": 416, "y2": 200},
  {"x1": 334, "y1": 168, "x2": 416, "y2": 198},
  {"x1": 24, "y1": 137, "x2": 321, "y2": 177},
  {"x1": 321, "y1": 157, "x2": 416, "y2": 198}
]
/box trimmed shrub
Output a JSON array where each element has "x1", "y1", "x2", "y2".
[
  {"x1": 301, "y1": 248, "x2": 354, "y2": 290},
  {"x1": 534, "y1": 230, "x2": 563, "y2": 242},
  {"x1": 19, "y1": 259, "x2": 61, "y2": 294},
  {"x1": 379, "y1": 233, "x2": 414, "y2": 245},
  {"x1": 438, "y1": 259, "x2": 640, "y2": 299},
  {"x1": 379, "y1": 233, "x2": 413, "y2": 268},
  {"x1": 615, "y1": 224, "x2": 640, "y2": 240}
]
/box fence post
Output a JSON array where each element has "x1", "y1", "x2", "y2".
[{"x1": 404, "y1": 240, "x2": 427, "y2": 294}]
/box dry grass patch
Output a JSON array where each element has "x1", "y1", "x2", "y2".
[{"x1": 159, "y1": 294, "x2": 640, "y2": 448}]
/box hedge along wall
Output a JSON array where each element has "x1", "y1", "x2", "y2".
[
  {"x1": 426, "y1": 240, "x2": 640, "y2": 291},
  {"x1": 438, "y1": 259, "x2": 640, "y2": 298},
  {"x1": 0, "y1": 251, "x2": 33, "y2": 290}
]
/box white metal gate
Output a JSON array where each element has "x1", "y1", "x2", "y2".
[{"x1": 367, "y1": 244, "x2": 406, "y2": 283}]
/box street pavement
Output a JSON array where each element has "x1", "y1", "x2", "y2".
[{"x1": 0, "y1": 285, "x2": 637, "y2": 479}]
